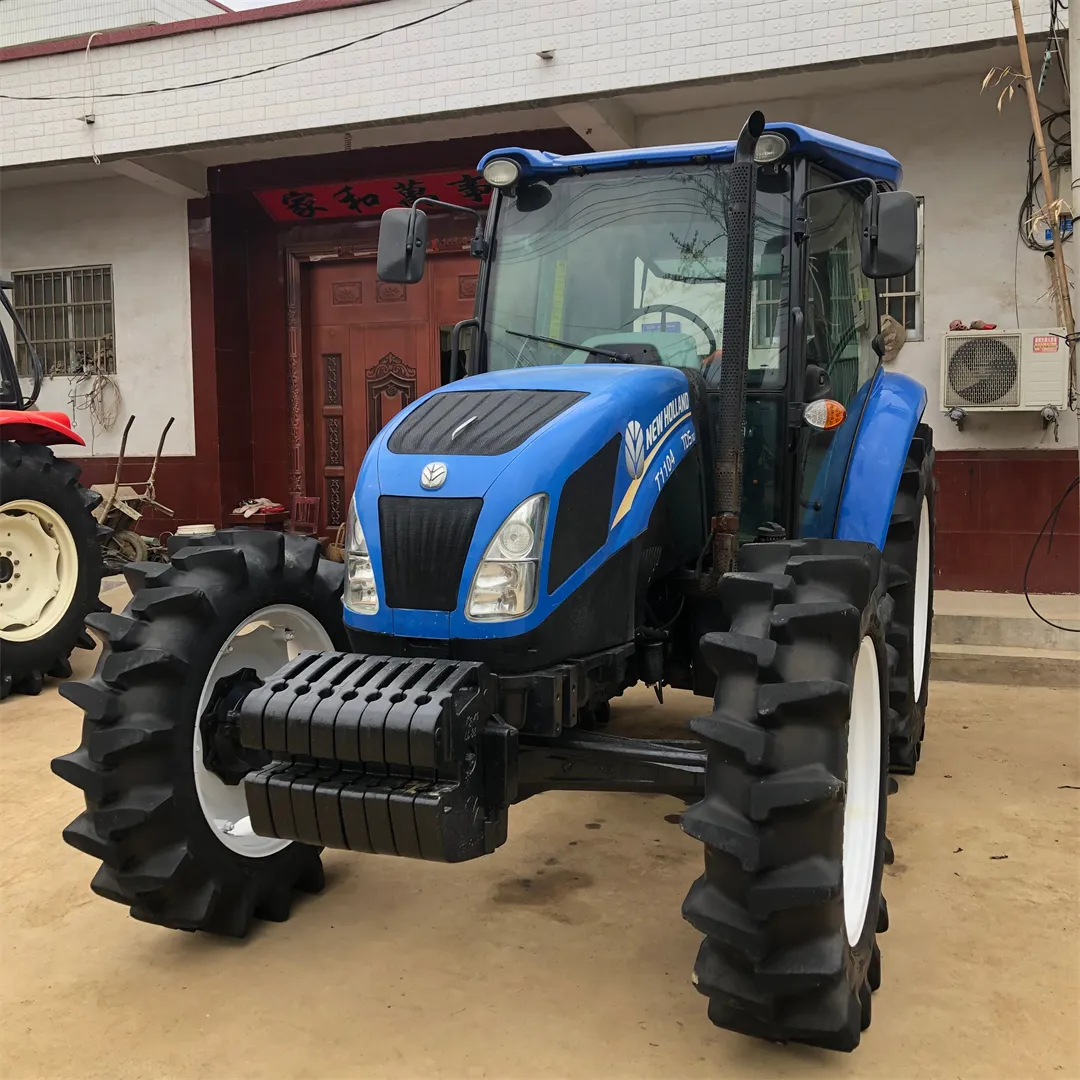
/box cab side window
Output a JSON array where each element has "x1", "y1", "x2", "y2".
[
  {"x1": 804, "y1": 170, "x2": 876, "y2": 405},
  {"x1": 796, "y1": 171, "x2": 881, "y2": 539}
]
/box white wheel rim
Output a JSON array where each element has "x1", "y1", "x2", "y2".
[
  {"x1": 912, "y1": 497, "x2": 931, "y2": 694},
  {"x1": 843, "y1": 635, "x2": 882, "y2": 947},
  {"x1": 193, "y1": 603, "x2": 333, "y2": 857},
  {"x1": 0, "y1": 499, "x2": 79, "y2": 643}
]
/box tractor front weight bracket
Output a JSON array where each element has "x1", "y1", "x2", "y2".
[{"x1": 228, "y1": 651, "x2": 706, "y2": 864}]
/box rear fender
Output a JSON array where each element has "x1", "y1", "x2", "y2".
[
  {"x1": 834, "y1": 370, "x2": 927, "y2": 550},
  {"x1": 0, "y1": 409, "x2": 86, "y2": 447}
]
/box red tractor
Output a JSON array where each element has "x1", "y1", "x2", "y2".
[{"x1": 0, "y1": 279, "x2": 106, "y2": 698}]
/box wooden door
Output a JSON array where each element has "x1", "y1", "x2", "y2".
[{"x1": 308, "y1": 253, "x2": 479, "y2": 531}]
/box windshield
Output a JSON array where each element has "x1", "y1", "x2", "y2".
[{"x1": 483, "y1": 164, "x2": 792, "y2": 388}]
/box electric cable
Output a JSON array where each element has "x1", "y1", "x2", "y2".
[
  {"x1": 0, "y1": 0, "x2": 472, "y2": 101},
  {"x1": 1022, "y1": 473, "x2": 1080, "y2": 632},
  {"x1": 1018, "y1": 109, "x2": 1070, "y2": 253}
]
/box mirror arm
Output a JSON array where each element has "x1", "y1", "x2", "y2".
[
  {"x1": 866, "y1": 186, "x2": 880, "y2": 246},
  {"x1": 795, "y1": 175, "x2": 881, "y2": 245},
  {"x1": 410, "y1": 197, "x2": 488, "y2": 257}
]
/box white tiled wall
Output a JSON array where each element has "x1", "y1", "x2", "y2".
[
  {"x1": 0, "y1": 0, "x2": 225, "y2": 49},
  {"x1": 0, "y1": 0, "x2": 1059, "y2": 167}
]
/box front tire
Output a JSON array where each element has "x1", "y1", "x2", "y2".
[
  {"x1": 52, "y1": 529, "x2": 347, "y2": 936},
  {"x1": 681, "y1": 539, "x2": 890, "y2": 1052},
  {"x1": 0, "y1": 441, "x2": 104, "y2": 698}
]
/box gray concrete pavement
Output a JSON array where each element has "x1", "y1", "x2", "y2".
[{"x1": 0, "y1": 639, "x2": 1077, "y2": 1079}]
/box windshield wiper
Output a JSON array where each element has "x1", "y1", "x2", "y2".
[{"x1": 506, "y1": 329, "x2": 633, "y2": 363}]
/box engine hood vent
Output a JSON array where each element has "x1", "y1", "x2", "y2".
[{"x1": 387, "y1": 388, "x2": 586, "y2": 457}]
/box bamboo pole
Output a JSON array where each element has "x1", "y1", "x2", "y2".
[{"x1": 1010, "y1": 0, "x2": 1075, "y2": 374}]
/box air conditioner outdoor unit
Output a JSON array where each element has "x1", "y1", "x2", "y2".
[{"x1": 941, "y1": 328, "x2": 1068, "y2": 412}]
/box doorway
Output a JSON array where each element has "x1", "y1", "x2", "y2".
[{"x1": 307, "y1": 252, "x2": 477, "y2": 531}]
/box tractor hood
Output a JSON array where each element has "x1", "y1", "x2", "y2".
[{"x1": 348, "y1": 364, "x2": 700, "y2": 641}]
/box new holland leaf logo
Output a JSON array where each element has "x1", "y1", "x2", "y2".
[
  {"x1": 623, "y1": 420, "x2": 645, "y2": 479},
  {"x1": 420, "y1": 462, "x2": 447, "y2": 489}
]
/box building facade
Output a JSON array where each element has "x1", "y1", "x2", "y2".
[{"x1": 1, "y1": 0, "x2": 1076, "y2": 591}]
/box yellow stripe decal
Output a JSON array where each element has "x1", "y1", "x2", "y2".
[{"x1": 610, "y1": 416, "x2": 689, "y2": 529}]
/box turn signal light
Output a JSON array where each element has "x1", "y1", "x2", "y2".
[{"x1": 803, "y1": 399, "x2": 847, "y2": 430}]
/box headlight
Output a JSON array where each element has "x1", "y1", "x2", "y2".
[
  {"x1": 754, "y1": 132, "x2": 789, "y2": 163},
  {"x1": 467, "y1": 494, "x2": 547, "y2": 620},
  {"x1": 343, "y1": 498, "x2": 379, "y2": 615},
  {"x1": 482, "y1": 157, "x2": 521, "y2": 188}
]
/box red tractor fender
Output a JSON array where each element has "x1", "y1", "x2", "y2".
[{"x1": 0, "y1": 409, "x2": 86, "y2": 447}]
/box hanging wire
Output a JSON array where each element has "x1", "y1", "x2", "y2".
[
  {"x1": 82, "y1": 31, "x2": 101, "y2": 164},
  {"x1": 1018, "y1": 109, "x2": 1071, "y2": 252},
  {"x1": 1022, "y1": 474, "x2": 1080, "y2": 632},
  {"x1": 0, "y1": 1, "x2": 472, "y2": 101}
]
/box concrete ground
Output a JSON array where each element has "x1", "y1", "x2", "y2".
[{"x1": 1, "y1": 634, "x2": 1078, "y2": 1079}]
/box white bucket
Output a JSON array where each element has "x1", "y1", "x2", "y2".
[{"x1": 174, "y1": 524, "x2": 216, "y2": 537}]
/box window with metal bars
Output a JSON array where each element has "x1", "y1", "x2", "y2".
[
  {"x1": 878, "y1": 197, "x2": 924, "y2": 340},
  {"x1": 13, "y1": 266, "x2": 115, "y2": 377}
]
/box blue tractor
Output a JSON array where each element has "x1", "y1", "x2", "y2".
[{"x1": 54, "y1": 114, "x2": 936, "y2": 1051}]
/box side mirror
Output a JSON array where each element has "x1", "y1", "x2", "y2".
[
  {"x1": 377, "y1": 207, "x2": 428, "y2": 284},
  {"x1": 861, "y1": 190, "x2": 917, "y2": 279}
]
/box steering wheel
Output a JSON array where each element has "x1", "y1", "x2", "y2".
[{"x1": 631, "y1": 304, "x2": 718, "y2": 358}]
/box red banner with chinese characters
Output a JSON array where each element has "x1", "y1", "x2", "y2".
[{"x1": 254, "y1": 170, "x2": 493, "y2": 222}]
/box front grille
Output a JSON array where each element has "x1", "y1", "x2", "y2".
[
  {"x1": 379, "y1": 495, "x2": 483, "y2": 611},
  {"x1": 387, "y1": 389, "x2": 586, "y2": 456}
]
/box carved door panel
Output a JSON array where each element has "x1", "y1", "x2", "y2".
[
  {"x1": 432, "y1": 253, "x2": 479, "y2": 324},
  {"x1": 310, "y1": 261, "x2": 437, "y2": 530},
  {"x1": 343, "y1": 323, "x2": 435, "y2": 488},
  {"x1": 432, "y1": 253, "x2": 480, "y2": 381},
  {"x1": 310, "y1": 329, "x2": 347, "y2": 531}
]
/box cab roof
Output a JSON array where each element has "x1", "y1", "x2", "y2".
[{"x1": 478, "y1": 122, "x2": 903, "y2": 188}]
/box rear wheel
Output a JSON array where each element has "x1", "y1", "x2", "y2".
[
  {"x1": 52, "y1": 529, "x2": 347, "y2": 935},
  {"x1": 883, "y1": 423, "x2": 936, "y2": 774},
  {"x1": 681, "y1": 539, "x2": 890, "y2": 1051},
  {"x1": 0, "y1": 441, "x2": 104, "y2": 698}
]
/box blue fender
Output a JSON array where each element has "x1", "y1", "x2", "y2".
[{"x1": 834, "y1": 369, "x2": 927, "y2": 550}]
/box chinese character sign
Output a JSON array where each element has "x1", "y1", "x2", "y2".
[{"x1": 255, "y1": 171, "x2": 493, "y2": 222}]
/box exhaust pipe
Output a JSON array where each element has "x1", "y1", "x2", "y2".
[{"x1": 711, "y1": 110, "x2": 765, "y2": 575}]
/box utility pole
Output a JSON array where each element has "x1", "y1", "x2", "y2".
[
  {"x1": 1010, "y1": 0, "x2": 1076, "y2": 396},
  {"x1": 1071, "y1": 15, "x2": 1079, "y2": 308}
]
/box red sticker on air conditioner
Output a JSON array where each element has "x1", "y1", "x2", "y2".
[{"x1": 1032, "y1": 335, "x2": 1060, "y2": 352}]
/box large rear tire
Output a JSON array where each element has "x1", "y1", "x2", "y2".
[
  {"x1": 0, "y1": 441, "x2": 104, "y2": 699},
  {"x1": 681, "y1": 539, "x2": 890, "y2": 1052},
  {"x1": 883, "y1": 423, "x2": 936, "y2": 774},
  {"x1": 52, "y1": 529, "x2": 347, "y2": 936}
]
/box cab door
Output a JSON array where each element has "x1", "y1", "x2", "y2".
[{"x1": 795, "y1": 169, "x2": 880, "y2": 539}]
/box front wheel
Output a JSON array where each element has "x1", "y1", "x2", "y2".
[
  {"x1": 681, "y1": 539, "x2": 890, "y2": 1052},
  {"x1": 52, "y1": 528, "x2": 347, "y2": 936}
]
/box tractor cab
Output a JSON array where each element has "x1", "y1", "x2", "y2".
[{"x1": 352, "y1": 120, "x2": 921, "y2": 676}]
